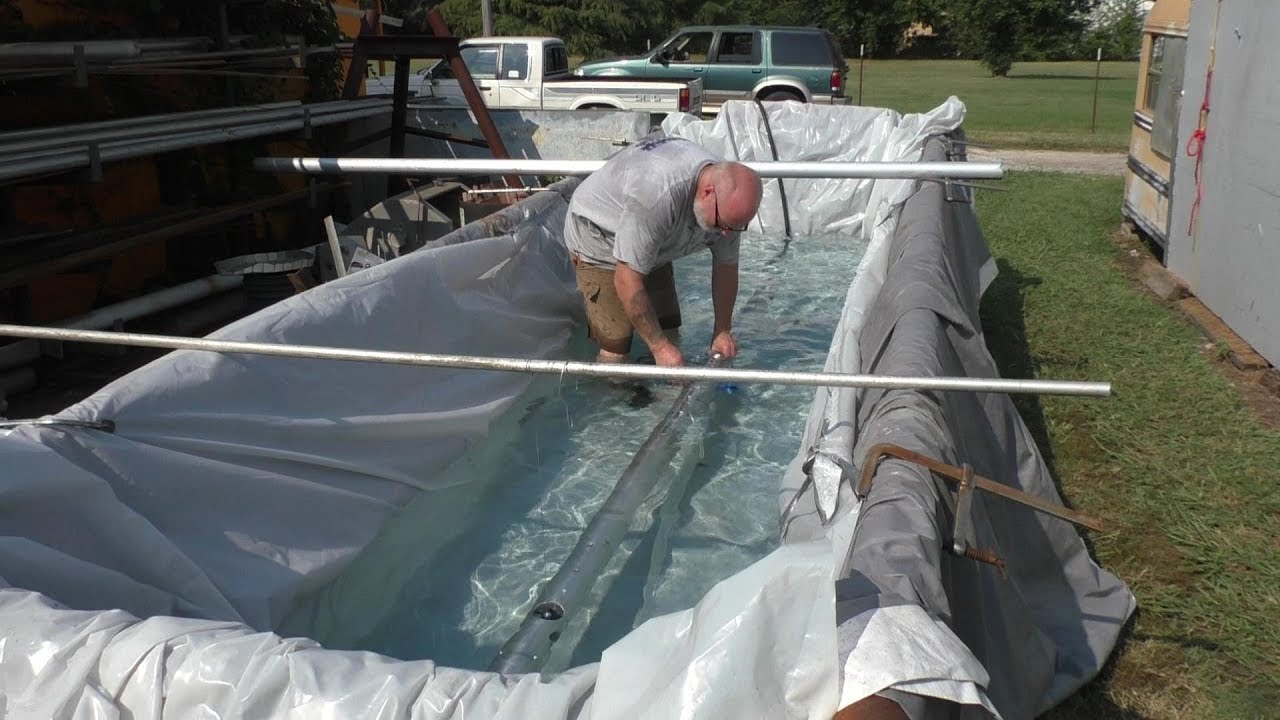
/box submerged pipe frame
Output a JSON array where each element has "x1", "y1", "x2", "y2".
[{"x1": 490, "y1": 355, "x2": 729, "y2": 674}]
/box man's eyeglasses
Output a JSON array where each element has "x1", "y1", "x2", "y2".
[{"x1": 712, "y1": 188, "x2": 750, "y2": 235}]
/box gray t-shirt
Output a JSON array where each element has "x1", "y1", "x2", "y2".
[{"x1": 564, "y1": 136, "x2": 741, "y2": 274}]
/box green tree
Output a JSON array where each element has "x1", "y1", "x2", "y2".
[
  {"x1": 932, "y1": 0, "x2": 1098, "y2": 76},
  {"x1": 1085, "y1": 0, "x2": 1145, "y2": 60}
]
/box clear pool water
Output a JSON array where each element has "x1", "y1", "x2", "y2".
[{"x1": 280, "y1": 232, "x2": 868, "y2": 671}]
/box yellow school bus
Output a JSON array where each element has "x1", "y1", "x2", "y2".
[{"x1": 1123, "y1": 0, "x2": 1191, "y2": 249}]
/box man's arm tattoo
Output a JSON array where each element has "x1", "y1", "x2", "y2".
[{"x1": 623, "y1": 290, "x2": 667, "y2": 348}]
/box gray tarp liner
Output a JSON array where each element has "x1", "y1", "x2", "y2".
[
  {"x1": 0, "y1": 101, "x2": 1133, "y2": 719},
  {"x1": 803, "y1": 141, "x2": 1136, "y2": 718}
]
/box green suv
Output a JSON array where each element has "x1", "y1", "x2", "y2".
[{"x1": 574, "y1": 25, "x2": 850, "y2": 112}]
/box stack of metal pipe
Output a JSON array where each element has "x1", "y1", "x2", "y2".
[{"x1": 0, "y1": 97, "x2": 423, "y2": 185}]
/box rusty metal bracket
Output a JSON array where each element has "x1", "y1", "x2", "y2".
[
  {"x1": 338, "y1": 9, "x2": 519, "y2": 191},
  {"x1": 424, "y1": 8, "x2": 521, "y2": 190},
  {"x1": 855, "y1": 443, "x2": 1105, "y2": 576}
]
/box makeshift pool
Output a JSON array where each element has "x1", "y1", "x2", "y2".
[
  {"x1": 279, "y1": 232, "x2": 868, "y2": 670},
  {"x1": 0, "y1": 99, "x2": 1133, "y2": 720}
]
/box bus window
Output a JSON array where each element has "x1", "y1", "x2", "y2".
[
  {"x1": 1147, "y1": 35, "x2": 1187, "y2": 159},
  {"x1": 1143, "y1": 37, "x2": 1165, "y2": 113}
]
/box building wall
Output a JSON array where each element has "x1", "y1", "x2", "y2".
[{"x1": 1167, "y1": 0, "x2": 1280, "y2": 367}]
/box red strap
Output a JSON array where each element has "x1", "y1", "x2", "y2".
[
  {"x1": 1187, "y1": 69, "x2": 1214, "y2": 234},
  {"x1": 1186, "y1": 127, "x2": 1207, "y2": 157}
]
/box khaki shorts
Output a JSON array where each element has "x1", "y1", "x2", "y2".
[{"x1": 570, "y1": 255, "x2": 682, "y2": 355}]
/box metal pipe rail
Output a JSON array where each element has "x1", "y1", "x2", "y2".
[
  {"x1": 0, "y1": 103, "x2": 408, "y2": 184},
  {"x1": 490, "y1": 355, "x2": 729, "y2": 674},
  {"x1": 0, "y1": 98, "x2": 390, "y2": 158},
  {"x1": 253, "y1": 157, "x2": 1005, "y2": 180},
  {"x1": 0, "y1": 325, "x2": 1111, "y2": 397},
  {"x1": 0, "y1": 101, "x2": 302, "y2": 145}
]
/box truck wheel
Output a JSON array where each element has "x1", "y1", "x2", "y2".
[{"x1": 761, "y1": 90, "x2": 804, "y2": 103}]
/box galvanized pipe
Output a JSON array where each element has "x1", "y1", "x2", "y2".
[
  {"x1": 0, "y1": 38, "x2": 208, "y2": 64},
  {"x1": 0, "y1": 275, "x2": 244, "y2": 375},
  {"x1": 0, "y1": 100, "x2": 300, "y2": 145},
  {"x1": 0, "y1": 325, "x2": 1111, "y2": 397},
  {"x1": 252, "y1": 157, "x2": 1007, "y2": 180},
  {"x1": 0, "y1": 98, "x2": 389, "y2": 158},
  {"x1": 490, "y1": 356, "x2": 729, "y2": 674},
  {"x1": 58, "y1": 274, "x2": 244, "y2": 330},
  {"x1": 0, "y1": 104, "x2": 401, "y2": 184}
]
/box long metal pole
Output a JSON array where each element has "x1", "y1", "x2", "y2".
[
  {"x1": 0, "y1": 104, "x2": 403, "y2": 184},
  {"x1": 491, "y1": 355, "x2": 728, "y2": 674},
  {"x1": 59, "y1": 274, "x2": 243, "y2": 330},
  {"x1": 0, "y1": 324, "x2": 1110, "y2": 397},
  {"x1": 253, "y1": 157, "x2": 1006, "y2": 180},
  {"x1": 0, "y1": 98, "x2": 384, "y2": 158},
  {"x1": 481, "y1": 0, "x2": 493, "y2": 36},
  {"x1": 0, "y1": 101, "x2": 301, "y2": 145}
]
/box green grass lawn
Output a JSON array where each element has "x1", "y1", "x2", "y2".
[
  {"x1": 846, "y1": 60, "x2": 1138, "y2": 153},
  {"x1": 976, "y1": 173, "x2": 1280, "y2": 718}
]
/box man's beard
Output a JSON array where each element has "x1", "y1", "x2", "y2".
[{"x1": 693, "y1": 200, "x2": 714, "y2": 231}]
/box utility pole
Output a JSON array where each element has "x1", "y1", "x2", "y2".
[{"x1": 481, "y1": 0, "x2": 493, "y2": 35}]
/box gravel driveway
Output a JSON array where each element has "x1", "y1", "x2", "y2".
[{"x1": 969, "y1": 148, "x2": 1126, "y2": 176}]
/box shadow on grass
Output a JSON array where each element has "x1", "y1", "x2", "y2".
[
  {"x1": 1042, "y1": 612, "x2": 1142, "y2": 719},
  {"x1": 1007, "y1": 73, "x2": 1125, "y2": 81},
  {"x1": 981, "y1": 257, "x2": 1143, "y2": 719},
  {"x1": 979, "y1": 258, "x2": 1058, "y2": 475}
]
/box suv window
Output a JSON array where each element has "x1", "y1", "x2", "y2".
[
  {"x1": 715, "y1": 31, "x2": 760, "y2": 64},
  {"x1": 665, "y1": 31, "x2": 714, "y2": 63},
  {"x1": 770, "y1": 31, "x2": 834, "y2": 66},
  {"x1": 545, "y1": 44, "x2": 570, "y2": 75}
]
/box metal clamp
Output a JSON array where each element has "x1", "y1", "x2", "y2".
[{"x1": 856, "y1": 443, "x2": 1105, "y2": 576}]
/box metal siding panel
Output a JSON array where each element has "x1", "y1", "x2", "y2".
[{"x1": 1168, "y1": 0, "x2": 1280, "y2": 366}]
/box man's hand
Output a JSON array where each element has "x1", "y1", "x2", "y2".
[
  {"x1": 710, "y1": 330, "x2": 737, "y2": 359},
  {"x1": 652, "y1": 339, "x2": 685, "y2": 367},
  {"x1": 711, "y1": 262, "x2": 738, "y2": 360}
]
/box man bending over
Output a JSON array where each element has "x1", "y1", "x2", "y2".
[{"x1": 563, "y1": 135, "x2": 763, "y2": 368}]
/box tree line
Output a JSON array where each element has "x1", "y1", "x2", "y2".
[{"x1": 383, "y1": 0, "x2": 1146, "y2": 76}]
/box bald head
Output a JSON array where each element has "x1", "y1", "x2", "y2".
[{"x1": 694, "y1": 161, "x2": 763, "y2": 234}]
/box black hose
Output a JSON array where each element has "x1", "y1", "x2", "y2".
[{"x1": 753, "y1": 99, "x2": 792, "y2": 243}]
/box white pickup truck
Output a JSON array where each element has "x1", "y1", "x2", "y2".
[{"x1": 366, "y1": 36, "x2": 703, "y2": 115}]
